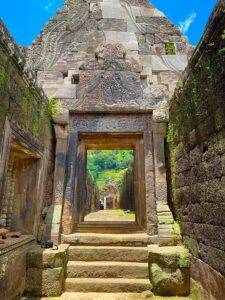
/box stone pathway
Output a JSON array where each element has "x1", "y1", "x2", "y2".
[
  {"x1": 84, "y1": 209, "x2": 135, "y2": 222},
  {"x1": 30, "y1": 293, "x2": 190, "y2": 299}
]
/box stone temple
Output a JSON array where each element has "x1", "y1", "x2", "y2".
[
  {"x1": 26, "y1": 0, "x2": 191, "y2": 241},
  {"x1": 0, "y1": 0, "x2": 225, "y2": 299}
]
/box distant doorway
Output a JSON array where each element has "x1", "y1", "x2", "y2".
[
  {"x1": 75, "y1": 133, "x2": 146, "y2": 230},
  {"x1": 84, "y1": 149, "x2": 135, "y2": 223}
]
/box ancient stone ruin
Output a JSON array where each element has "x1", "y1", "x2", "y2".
[{"x1": 0, "y1": 0, "x2": 224, "y2": 299}]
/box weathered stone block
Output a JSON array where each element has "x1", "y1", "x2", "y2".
[
  {"x1": 176, "y1": 155, "x2": 191, "y2": 173},
  {"x1": 158, "y1": 71, "x2": 180, "y2": 87},
  {"x1": 148, "y1": 245, "x2": 191, "y2": 296},
  {"x1": 150, "y1": 263, "x2": 190, "y2": 296},
  {"x1": 100, "y1": 1, "x2": 124, "y2": 19},
  {"x1": 26, "y1": 267, "x2": 64, "y2": 297},
  {"x1": 191, "y1": 257, "x2": 225, "y2": 300},
  {"x1": 201, "y1": 202, "x2": 225, "y2": 226},
  {"x1": 105, "y1": 31, "x2": 139, "y2": 51},
  {"x1": 26, "y1": 244, "x2": 69, "y2": 269},
  {"x1": 96, "y1": 43, "x2": 126, "y2": 59},
  {"x1": 148, "y1": 245, "x2": 191, "y2": 269},
  {"x1": 98, "y1": 18, "x2": 127, "y2": 31},
  {"x1": 189, "y1": 146, "x2": 202, "y2": 166},
  {"x1": 198, "y1": 243, "x2": 225, "y2": 276}
]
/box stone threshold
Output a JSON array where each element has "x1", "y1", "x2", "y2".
[{"x1": 0, "y1": 235, "x2": 35, "y2": 256}]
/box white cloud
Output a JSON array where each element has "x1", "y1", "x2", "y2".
[
  {"x1": 44, "y1": 1, "x2": 55, "y2": 11},
  {"x1": 178, "y1": 12, "x2": 197, "y2": 34}
]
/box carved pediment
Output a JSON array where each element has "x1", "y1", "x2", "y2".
[{"x1": 76, "y1": 70, "x2": 143, "y2": 110}]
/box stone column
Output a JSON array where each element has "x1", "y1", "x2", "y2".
[
  {"x1": 153, "y1": 109, "x2": 178, "y2": 246},
  {"x1": 152, "y1": 118, "x2": 168, "y2": 203},
  {"x1": 44, "y1": 124, "x2": 68, "y2": 245}
]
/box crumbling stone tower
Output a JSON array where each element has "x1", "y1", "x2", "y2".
[{"x1": 27, "y1": 0, "x2": 191, "y2": 243}]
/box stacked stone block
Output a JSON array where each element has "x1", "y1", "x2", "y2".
[{"x1": 25, "y1": 244, "x2": 69, "y2": 297}]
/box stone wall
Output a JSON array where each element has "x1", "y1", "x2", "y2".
[
  {"x1": 25, "y1": 244, "x2": 69, "y2": 297},
  {"x1": 0, "y1": 20, "x2": 54, "y2": 299},
  {"x1": 0, "y1": 19, "x2": 53, "y2": 235},
  {"x1": 168, "y1": 1, "x2": 225, "y2": 298},
  {"x1": 86, "y1": 171, "x2": 98, "y2": 216},
  {"x1": 120, "y1": 164, "x2": 135, "y2": 211},
  {"x1": 0, "y1": 236, "x2": 35, "y2": 300}
]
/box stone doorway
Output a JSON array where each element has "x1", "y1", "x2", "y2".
[
  {"x1": 63, "y1": 113, "x2": 157, "y2": 235},
  {"x1": 84, "y1": 148, "x2": 135, "y2": 223},
  {"x1": 78, "y1": 134, "x2": 143, "y2": 230},
  {"x1": 0, "y1": 122, "x2": 41, "y2": 234}
]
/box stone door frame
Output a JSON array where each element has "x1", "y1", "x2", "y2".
[
  {"x1": 60, "y1": 113, "x2": 158, "y2": 236},
  {"x1": 76, "y1": 133, "x2": 146, "y2": 229},
  {"x1": 0, "y1": 117, "x2": 43, "y2": 235}
]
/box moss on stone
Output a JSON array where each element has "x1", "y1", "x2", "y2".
[
  {"x1": 49, "y1": 97, "x2": 59, "y2": 118},
  {"x1": 0, "y1": 65, "x2": 6, "y2": 84},
  {"x1": 165, "y1": 43, "x2": 175, "y2": 55},
  {"x1": 190, "y1": 280, "x2": 202, "y2": 300},
  {"x1": 168, "y1": 24, "x2": 225, "y2": 219}
]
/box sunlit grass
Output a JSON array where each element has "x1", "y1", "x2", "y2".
[{"x1": 114, "y1": 209, "x2": 135, "y2": 221}]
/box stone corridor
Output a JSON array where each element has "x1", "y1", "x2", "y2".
[{"x1": 0, "y1": 0, "x2": 224, "y2": 299}]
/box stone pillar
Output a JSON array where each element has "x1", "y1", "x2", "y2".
[
  {"x1": 152, "y1": 119, "x2": 168, "y2": 203},
  {"x1": 44, "y1": 124, "x2": 68, "y2": 245},
  {"x1": 153, "y1": 109, "x2": 179, "y2": 246}
]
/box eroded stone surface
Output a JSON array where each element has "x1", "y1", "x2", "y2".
[
  {"x1": 68, "y1": 246, "x2": 149, "y2": 262},
  {"x1": 26, "y1": 244, "x2": 69, "y2": 269},
  {"x1": 25, "y1": 245, "x2": 69, "y2": 297},
  {"x1": 67, "y1": 261, "x2": 149, "y2": 279},
  {"x1": 65, "y1": 278, "x2": 152, "y2": 293},
  {"x1": 148, "y1": 245, "x2": 191, "y2": 296},
  {"x1": 26, "y1": 0, "x2": 189, "y2": 111}
]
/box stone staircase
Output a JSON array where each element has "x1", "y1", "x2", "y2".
[{"x1": 62, "y1": 233, "x2": 157, "y2": 295}]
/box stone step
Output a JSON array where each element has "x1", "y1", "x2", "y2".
[
  {"x1": 61, "y1": 292, "x2": 154, "y2": 300},
  {"x1": 76, "y1": 222, "x2": 141, "y2": 233},
  {"x1": 158, "y1": 216, "x2": 174, "y2": 225},
  {"x1": 67, "y1": 261, "x2": 149, "y2": 279},
  {"x1": 60, "y1": 291, "x2": 155, "y2": 300},
  {"x1": 62, "y1": 233, "x2": 157, "y2": 246},
  {"x1": 68, "y1": 246, "x2": 149, "y2": 262},
  {"x1": 65, "y1": 278, "x2": 152, "y2": 293},
  {"x1": 157, "y1": 202, "x2": 172, "y2": 213}
]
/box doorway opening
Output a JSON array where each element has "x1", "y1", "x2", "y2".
[
  {"x1": 0, "y1": 137, "x2": 39, "y2": 234},
  {"x1": 85, "y1": 150, "x2": 135, "y2": 223},
  {"x1": 75, "y1": 133, "x2": 146, "y2": 231}
]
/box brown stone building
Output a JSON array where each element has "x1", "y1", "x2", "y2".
[{"x1": 0, "y1": 0, "x2": 224, "y2": 299}]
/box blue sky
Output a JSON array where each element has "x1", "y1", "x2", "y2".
[{"x1": 0, "y1": 0, "x2": 217, "y2": 47}]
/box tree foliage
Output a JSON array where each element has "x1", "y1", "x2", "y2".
[{"x1": 87, "y1": 150, "x2": 134, "y2": 189}]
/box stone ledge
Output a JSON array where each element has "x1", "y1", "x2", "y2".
[{"x1": 0, "y1": 235, "x2": 35, "y2": 256}]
